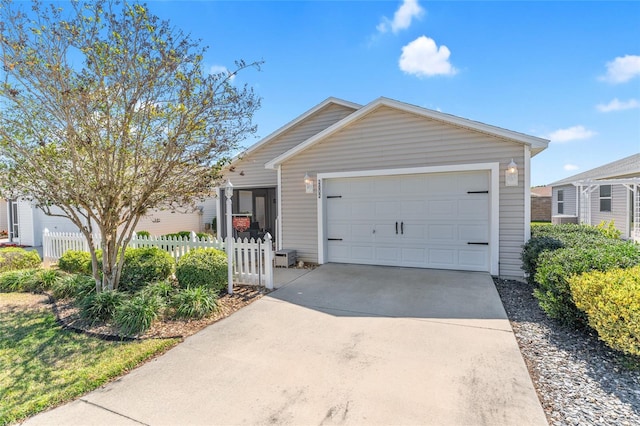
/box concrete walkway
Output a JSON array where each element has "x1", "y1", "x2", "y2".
[{"x1": 24, "y1": 264, "x2": 546, "y2": 426}]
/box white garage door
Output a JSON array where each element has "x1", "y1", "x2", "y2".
[{"x1": 325, "y1": 171, "x2": 490, "y2": 271}]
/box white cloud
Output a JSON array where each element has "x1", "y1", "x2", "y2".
[
  {"x1": 600, "y1": 55, "x2": 640, "y2": 83},
  {"x1": 378, "y1": 0, "x2": 424, "y2": 34},
  {"x1": 546, "y1": 125, "x2": 596, "y2": 143},
  {"x1": 209, "y1": 65, "x2": 235, "y2": 82},
  {"x1": 596, "y1": 98, "x2": 639, "y2": 112},
  {"x1": 564, "y1": 164, "x2": 579, "y2": 171},
  {"x1": 399, "y1": 36, "x2": 457, "y2": 77}
]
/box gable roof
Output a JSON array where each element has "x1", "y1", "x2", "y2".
[
  {"x1": 265, "y1": 97, "x2": 549, "y2": 169},
  {"x1": 550, "y1": 153, "x2": 640, "y2": 186},
  {"x1": 228, "y1": 97, "x2": 361, "y2": 165},
  {"x1": 531, "y1": 186, "x2": 552, "y2": 197}
]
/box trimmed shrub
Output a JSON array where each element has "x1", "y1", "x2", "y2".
[
  {"x1": 171, "y1": 287, "x2": 218, "y2": 319},
  {"x1": 195, "y1": 232, "x2": 210, "y2": 240},
  {"x1": 570, "y1": 266, "x2": 640, "y2": 356},
  {"x1": 162, "y1": 231, "x2": 192, "y2": 240},
  {"x1": 114, "y1": 293, "x2": 163, "y2": 336},
  {"x1": 79, "y1": 290, "x2": 127, "y2": 324},
  {"x1": 534, "y1": 242, "x2": 640, "y2": 326},
  {"x1": 175, "y1": 248, "x2": 227, "y2": 292},
  {"x1": 0, "y1": 247, "x2": 41, "y2": 273},
  {"x1": 521, "y1": 236, "x2": 564, "y2": 284},
  {"x1": 51, "y1": 274, "x2": 96, "y2": 300},
  {"x1": 118, "y1": 247, "x2": 174, "y2": 293},
  {"x1": 530, "y1": 223, "x2": 616, "y2": 247},
  {"x1": 135, "y1": 230, "x2": 151, "y2": 238},
  {"x1": 57, "y1": 250, "x2": 92, "y2": 275}
]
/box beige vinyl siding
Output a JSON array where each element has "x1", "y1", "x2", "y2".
[
  {"x1": 553, "y1": 184, "x2": 577, "y2": 216},
  {"x1": 135, "y1": 209, "x2": 203, "y2": 236},
  {"x1": 222, "y1": 103, "x2": 356, "y2": 188},
  {"x1": 589, "y1": 184, "x2": 630, "y2": 236},
  {"x1": 0, "y1": 200, "x2": 7, "y2": 235},
  {"x1": 280, "y1": 106, "x2": 527, "y2": 277}
]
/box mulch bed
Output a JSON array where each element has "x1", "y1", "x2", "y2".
[{"x1": 2, "y1": 285, "x2": 269, "y2": 341}]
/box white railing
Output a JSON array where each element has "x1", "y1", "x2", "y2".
[{"x1": 42, "y1": 229, "x2": 274, "y2": 289}]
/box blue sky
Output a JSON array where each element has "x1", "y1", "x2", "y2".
[{"x1": 156, "y1": 1, "x2": 636, "y2": 186}]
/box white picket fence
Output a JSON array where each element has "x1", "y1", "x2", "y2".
[{"x1": 42, "y1": 229, "x2": 274, "y2": 289}]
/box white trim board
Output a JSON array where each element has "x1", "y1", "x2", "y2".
[{"x1": 316, "y1": 163, "x2": 500, "y2": 275}]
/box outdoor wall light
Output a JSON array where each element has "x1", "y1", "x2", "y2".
[
  {"x1": 225, "y1": 179, "x2": 233, "y2": 199},
  {"x1": 505, "y1": 159, "x2": 518, "y2": 187},
  {"x1": 304, "y1": 172, "x2": 314, "y2": 194}
]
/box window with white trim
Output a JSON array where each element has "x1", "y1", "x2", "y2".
[
  {"x1": 557, "y1": 189, "x2": 564, "y2": 214},
  {"x1": 600, "y1": 185, "x2": 612, "y2": 212}
]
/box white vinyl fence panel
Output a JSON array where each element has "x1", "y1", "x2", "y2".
[{"x1": 42, "y1": 230, "x2": 274, "y2": 289}]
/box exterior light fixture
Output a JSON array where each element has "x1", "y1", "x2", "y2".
[
  {"x1": 304, "y1": 172, "x2": 314, "y2": 194},
  {"x1": 505, "y1": 159, "x2": 518, "y2": 187}
]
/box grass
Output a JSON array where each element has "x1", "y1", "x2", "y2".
[{"x1": 0, "y1": 298, "x2": 179, "y2": 425}]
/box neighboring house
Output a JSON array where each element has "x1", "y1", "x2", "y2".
[
  {"x1": 530, "y1": 186, "x2": 552, "y2": 222},
  {"x1": 549, "y1": 153, "x2": 640, "y2": 241},
  {"x1": 215, "y1": 97, "x2": 549, "y2": 277},
  {"x1": 4, "y1": 199, "x2": 216, "y2": 246}
]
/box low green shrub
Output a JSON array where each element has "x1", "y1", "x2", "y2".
[
  {"x1": 521, "y1": 236, "x2": 564, "y2": 284},
  {"x1": 162, "y1": 231, "x2": 192, "y2": 240},
  {"x1": 0, "y1": 247, "x2": 41, "y2": 273},
  {"x1": 79, "y1": 291, "x2": 127, "y2": 324},
  {"x1": 530, "y1": 223, "x2": 617, "y2": 248},
  {"x1": 171, "y1": 287, "x2": 218, "y2": 319},
  {"x1": 534, "y1": 242, "x2": 640, "y2": 326},
  {"x1": 595, "y1": 220, "x2": 622, "y2": 240},
  {"x1": 570, "y1": 266, "x2": 640, "y2": 356},
  {"x1": 175, "y1": 248, "x2": 227, "y2": 292},
  {"x1": 114, "y1": 293, "x2": 163, "y2": 336},
  {"x1": 57, "y1": 250, "x2": 92, "y2": 275},
  {"x1": 135, "y1": 230, "x2": 151, "y2": 238},
  {"x1": 51, "y1": 274, "x2": 96, "y2": 300},
  {"x1": 118, "y1": 247, "x2": 174, "y2": 293},
  {"x1": 0, "y1": 269, "x2": 38, "y2": 292},
  {"x1": 139, "y1": 280, "x2": 175, "y2": 301}
]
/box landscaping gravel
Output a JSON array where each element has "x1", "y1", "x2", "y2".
[{"x1": 494, "y1": 278, "x2": 640, "y2": 426}]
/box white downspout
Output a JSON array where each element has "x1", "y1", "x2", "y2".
[{"x1": 276, "y1": 165, "x2": 283, "y2": 250}]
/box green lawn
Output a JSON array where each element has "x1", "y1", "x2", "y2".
[{"x1": 0, "y1": 296, "x2": 178, "y2": 425}]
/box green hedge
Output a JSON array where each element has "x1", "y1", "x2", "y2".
[
  {"x1": 57, "y1": 250, "x2": 93, "y2": 275},
  {"x1": 570, "y1": 266, "x2": 640, "y2": 356},
  {"x1": 0, "y1": 247, "x2": 41, "y2": 273},
  {"x1": 175, "y1": 248, "x2": 227, "y2": 292},
  {"x1": 119, "y1": 247, "x2": 174, "y2": 293},
  {"x1": 534, "y1": 241, "x2": 640, "y2": 326}
]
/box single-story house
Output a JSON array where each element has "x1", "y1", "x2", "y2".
[
  {"x1": 549, "y1": 153, "x2": 640, "y2": 241},
  {"x1": 3, "y1": 198, "x2": 217, "y2": 246},
  {"x1": 215, "y1": 97, "x2": 549, "y2": 277},
  {"x1": 530, "y1": 186, "x2": 552, "y2": 222}
]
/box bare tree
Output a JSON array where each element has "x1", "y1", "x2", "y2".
[{"x1": 0, "y1": 0, "x2": 261, "y2": 291}]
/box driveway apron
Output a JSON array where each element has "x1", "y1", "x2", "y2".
[{"x1": 24, "y1": 264, "x2": 547, "y2": 426}]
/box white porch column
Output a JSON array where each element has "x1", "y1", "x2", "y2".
[{"x1": 225, "y1": 180, "x2": 234, "y2": 295}]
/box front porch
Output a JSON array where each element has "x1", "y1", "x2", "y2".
[{"x1": 216, "y1": 186, "x2": 277, "y2": 242}]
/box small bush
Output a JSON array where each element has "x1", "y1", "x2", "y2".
[
  {"x1": 570, "y1": 266, "x2": 640, "y2": 356},
  {"x1": 0, "y1": 269, "x2": 38, "y2": 292},
  {"x1": 51, "y1": 274, "x2": 96, "y2": 300},
  {"x1": 0, "y1": 247, "x2": 41, "y2": 273},
  {"x1": 195, "y1": 232, "x2": 210, "y2": 240},
  {"x1": 596, "y1": 220, "x2": 622, "y2": 240},
  {"x1": 57, "y1": 250, "x2": 93, "y2": 275},
  {"x1": 32, "y1": 268, "x2": 63, "y2": 291},
  {"x1": 534, "y1": 241, "x2": 640, "y2": 326},
  {"x1": 171, "y1": 287, "x2": 218, "y2": 319},
  {"x1": 79, "y1": 290, "x2": 127, "y2": 324},
  {"x1": 119, "y1": 247, "x2": 174, "y2": 293},
  {"x1": 530, "y1": 223, "x2": 616, "y2": 248},
  {"x1": 175, "y1": 248, "x2": 227, "y2": 292},
  {"x1": 135, "y1": 230, "x2": 151, "y2": 238},
  {"x1": 114, "y1": 293, "x2": 163, "y2": 336},
  {"x1": 162, "y1": 231, "x2": 192, "y2": 240},
  {"x1": 139, "y1": 280, "x2": 176, "y2": 301},
  {"x1": 521, "y1": 236, "x2": 564, "y2": 284}
]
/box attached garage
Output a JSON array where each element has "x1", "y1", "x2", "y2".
[
  {"x1": 323, "y1": 169, "x2": 493, "y2": 272},
  {"x1": 220, "y1": 96, "x2": 549, "y2": 278}
]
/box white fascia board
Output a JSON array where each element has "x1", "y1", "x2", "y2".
[
  {"x1": 266, "y1": 97, "x2": 549, "y2": 169},
  {"x1": 226, "y1": 97, "x2": 361, "y2": 168}
]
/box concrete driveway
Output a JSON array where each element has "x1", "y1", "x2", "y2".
[{"x1": 25, "y1": 264, "x2": 546, "y2": 426}]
